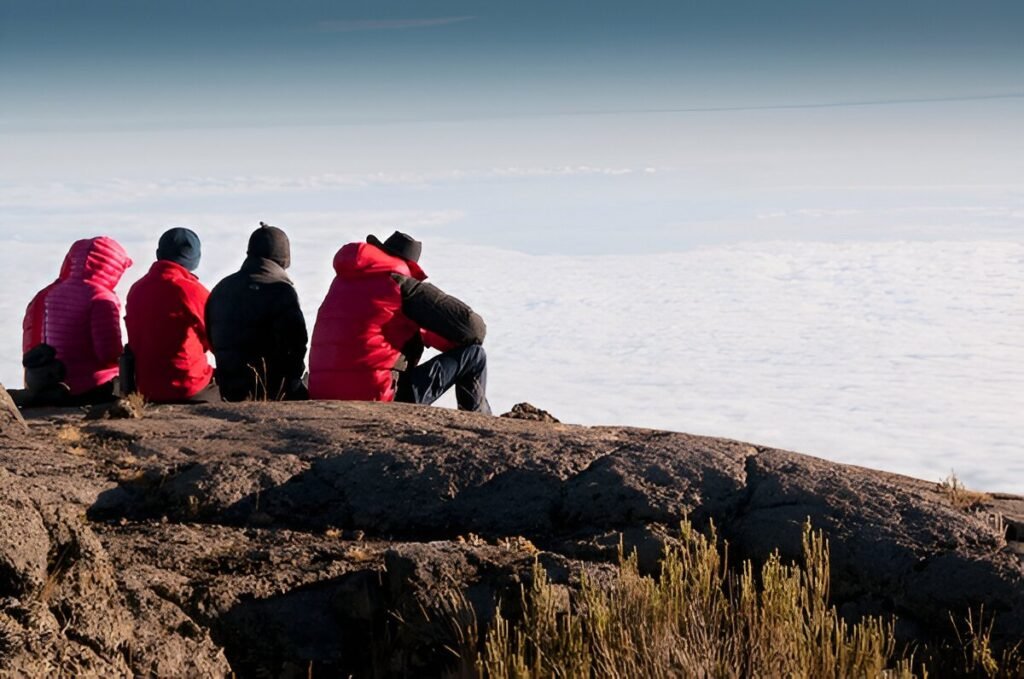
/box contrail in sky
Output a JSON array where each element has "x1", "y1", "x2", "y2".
[{"x1": 3, "y1": 92, "x2": 1022, "y2": 133}]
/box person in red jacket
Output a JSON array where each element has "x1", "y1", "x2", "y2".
[
  {"x1": 309, "y1": 231, "x2": 490, "y2": 413},
  {"x1": 125, "y1": 228, "x2": 216, "y2": 403},
  {"x1": 20, "y1": 237, "x2": 133, "y2": 405}
]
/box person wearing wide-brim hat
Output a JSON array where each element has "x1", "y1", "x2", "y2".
[{"x1": 309, "y1": 230, "x2": 490, "y2": 413}]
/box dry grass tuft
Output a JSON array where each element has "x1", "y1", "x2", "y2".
[
  {"x1": 343, "y1": 546, "x2": 375, "y2": 563},
  {"x1": 496, "y1": 537, "x2": 539, "y2": 555},
  {"x1": 454, "y1": 534, "x2": 538, "y2": 554},
  {"x1": 55, "y1": 425, "x2": 84, "y2": 444},
  {"x1": 56, "y1": 424, "x2": 89, "y2": 456},
  {"x1": 466, "y1": 521, "x2": 916, "y2": 678},
  {"x1": 117, "y1": 391, "x2": 146, "y2": 418},
  {"x1": 450, "y1": 518, "x2": 1015, "y2": 675},
  {"x1": 457, "y1": 533, "x2": 487, "y2": 547},
  {"x1": 943, "y1": 608, "x2": 1024, "y2": 679},
  {"x1": 937, "y1": 473, "x2": 991, "y2": 511},
  {"x1": 441, "y1": 520, "x2": 1023, "y2": 678},
  {"x1": 124, "y1": 390, "x2": 145, "y2": 410}
]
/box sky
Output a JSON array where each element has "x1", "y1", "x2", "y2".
[
  {"x1": 0, "y1": 1, "x2": 1022, "y2": 490},
  {"x1": 2, "y1": 1, "x2": 1023, "y2": 252}
]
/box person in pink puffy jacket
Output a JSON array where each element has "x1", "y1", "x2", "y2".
[{"x1": 21, "y1": 236, "x2": 133, "y2": 405}]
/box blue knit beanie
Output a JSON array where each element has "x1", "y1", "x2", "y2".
[{"x1": 156, "y1": 227, "x2": 201, "y2": 271}]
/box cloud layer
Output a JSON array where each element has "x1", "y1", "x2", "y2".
[
  {"x1": 2, "y1": 233, "x2": 1021, "y2": 494},
  {"x1": 0, "y1": 167, "x2": 648, "y2": 210}
]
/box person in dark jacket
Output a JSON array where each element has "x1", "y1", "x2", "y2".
[
  {"x1": 206, "y1": 223, "x2": 308, "y2": 401},
  {"x1": 309, "y1": 231, "x2": 490, "y2": 414}
]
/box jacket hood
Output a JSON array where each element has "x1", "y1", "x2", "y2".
[
  {"x1": 57, "y1": 251, "x2": 73, "y2": 281},
  {"x1": 240, "y1": 255, "x2": 293, "y2": 285},
  {"x1": 247, "y1": 224, "x2": 290, "y2": 269},
  {"x1": 65, "y1": 237, "x2": 133, "y2": 290},
  {"x1": 332, "y1": 242, "x2": 426, "y2": 281}
]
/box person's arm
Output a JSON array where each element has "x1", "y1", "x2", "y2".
[
  {"x1": 182, "y1": 281, "x2": 212, "y2": 351},
  {"x1": 272, "y1": 285, "x2": 309, "y2": 382},
  {"x1": 390, "y1": 273, "x2": 486, "y2": 347},
  {"x1": 90, "y1": 298, "x2": 123, "y2": 366},
  {"x1": 203, "y1": 294, "x2": 216, "y2": 351},
  {"x1": 23, "y1": 280, "x2": 64, "y2": 352},
  {"x1": 23, "y1": 291, "x2": 45, "y2": 353},
  {"x1": 420, "y1": 329, "x2": 458, "y2": 352}
]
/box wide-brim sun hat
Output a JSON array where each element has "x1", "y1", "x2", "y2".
[{"x1": 367, "y1": 231, "x2": 422, "y2": 264}]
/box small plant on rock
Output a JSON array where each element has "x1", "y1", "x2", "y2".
[
  {"x1": 937, "y1": 473, "x2": 991, "y2": 511},
  {"x1": 471, "y1": 521, "x2": 915, "y2": 679}
]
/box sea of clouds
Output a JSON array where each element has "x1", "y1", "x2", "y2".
[{"x1": 1, "y1": 210, "x2": 1021, "y2": 493}]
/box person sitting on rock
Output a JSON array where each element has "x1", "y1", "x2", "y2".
[
  {"x1": 125, "y1": 228, "x2": 217, "y2": 403},
  {"x1": 309, "y1": 231, "x2": 491, "y2": 413},
  {"x1": 206, "y1": 223, "x2": 309, "y2": 401},
  {"x1": 19, "y1": 236, "x2": 133, "y2": 406}
]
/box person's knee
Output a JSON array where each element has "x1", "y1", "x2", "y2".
[{"x1": 464, "y1": 344, "x2": 486, "y2": 367}]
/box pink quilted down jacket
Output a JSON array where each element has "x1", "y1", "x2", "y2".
[{"x1": 22, "y1": 237, "x2": 133, "y2": 395}]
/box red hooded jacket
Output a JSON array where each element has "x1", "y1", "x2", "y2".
[
  {"x1": 22, "y1": 237, "x2": 133, "y2": 395},
  {"x1": 308, "y1": 242, "x2": 433, "y2": 401},
  {"x1": 125, "y1": 260, "x2": 213, "y2": 402}
]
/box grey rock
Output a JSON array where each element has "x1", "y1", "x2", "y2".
[
  {"x1": 500, "y1": 401, "x2": 560, "y2": 422},
  {"x1": 0, "y1": 383, "x2": 27, "y2": 437},
  {"x1": 0, "y1": 399, "x2": 1020, "y2": 677},
  {"x1": 0, "y1": 470, "x2": 49, "y2": 599}
]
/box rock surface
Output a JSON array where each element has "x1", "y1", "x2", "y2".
[
  {"x1": 500, "y1": 401, "x2": 560, "y2": 423},
  {"x1": 0, "y1": 396, "x2": 1022, "y2": 677},
  {"x1": 0, "y1": 383, "x2": 27, "y2": 437}
]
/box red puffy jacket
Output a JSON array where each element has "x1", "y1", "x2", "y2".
[
  {"x1": 125, "y1": 260, "x2": 213, "y2": 402},
  {"x1": 22, "y1": 237, "x2": 133, "y2": 395},
  {"x1": 309, "y1": 243, "x2": 429, "y2": 401}
]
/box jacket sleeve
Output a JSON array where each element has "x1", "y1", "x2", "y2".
[
  {"x1": 90, "y1": 298, "x2": 124, "y2": 365},
  {"x1": 23, "y1": 290, "x2": 46, "y2": 353},
  {"x1": 182, "y1": 281, "x2": 212, "y2": 352},
  {"x1": 420, "y1": 329, "x2": 458, "y2": 352},
  {"x1": 22, "y1": 280, "x2": 64, "y2": 353},
  {"x1": 272, "y1": 285, "x2": 308, "y2": 381},
  {"x1": 203, "y1": 294, "x2": 216, "y2": 351},
  {"x1": 391, "y1": 274, "x2": 486, "y2": 347}
]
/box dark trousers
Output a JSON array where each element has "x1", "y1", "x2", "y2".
[
  {"x1": 396, "y1": 344, "x2": 491, "y2": 414},
  {"x1": 151, "y1": 381, "x2": 222, "y2": 405},
  {"x1": 217, "y1": 371, "x2": 309, "y2": 402},
  {"x1": 184, "y1": 382, "x2": 223, "y2": 404}
]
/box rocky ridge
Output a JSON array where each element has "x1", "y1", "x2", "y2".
[{"x1": 1, "y1": 389, "x2": 1022, "y2": 677}]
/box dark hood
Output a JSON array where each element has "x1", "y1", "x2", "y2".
[{"x1": 240, "y1": 255, "x2": 293, "y2": 285}]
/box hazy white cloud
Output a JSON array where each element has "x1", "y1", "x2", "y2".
[
  {"x1": 0, "y1": 166, "x2": 652, "y2": 209},
  {"x1": 0, "y1": 209, "x2": 464, "y2": 246},
  {"x1": 755, "y1": 205, "x2": 1024, "y2": 221},
  {"x1": 317, "y1": 16, "x2": 475, "y2": 33}
]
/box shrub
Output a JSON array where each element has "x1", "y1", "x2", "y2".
[{"x1": 470, "y1": 521, "x2": 917, "y2": 678}]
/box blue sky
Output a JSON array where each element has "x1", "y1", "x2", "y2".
[
  {"x1": 4, "y1": 1, "x2": 1024, "y2": 131},
  {"x1": 1, "y1": 0, "x2": 1023, "y2": 252}
]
